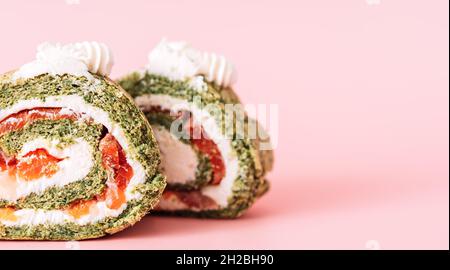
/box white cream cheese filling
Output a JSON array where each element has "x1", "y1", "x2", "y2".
[
  {"x1": 3, "y1": 201, "x2": 127, "y2": 227},
  {"x1": 152, "y1": 125, "x2": 198, "y2": 185},
  {"x1": 0, "y1": 95, "x2": 146, "y2": 226},
  {"x1": 135, "y1": 94, "x2": 239, "y2": 208}
]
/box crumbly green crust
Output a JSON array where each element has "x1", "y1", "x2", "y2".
[
  {"x1": 118, "y1": 72, "x2": 273, "y2": 218},
  {"x1": 0, "y1": 72, "x2": 166, "y2": 240}
]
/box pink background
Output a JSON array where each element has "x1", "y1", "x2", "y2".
[{"x1": 0, "y1": 0, "x2": 448, "y2": 250}]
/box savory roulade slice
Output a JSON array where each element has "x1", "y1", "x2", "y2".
[
  {"x1": 0, "y1": 42, "x2": 165, "y2": 240},
  {"x1": 119, "y1": 40, "x2": 273, "y2": 218}
]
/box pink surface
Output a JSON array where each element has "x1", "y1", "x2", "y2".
[{"x1": 0, "y1": 0, "x2": 448, "y2": 250}]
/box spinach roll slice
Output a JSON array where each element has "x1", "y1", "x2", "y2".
[
  {"x1": 119, "y1": 40, "x2": 273, "y2": 218},
  {"x1": 0, "y1": 42, "x2": 165, "y2": 240}
]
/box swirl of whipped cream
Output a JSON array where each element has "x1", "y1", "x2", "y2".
[
  {"x1": 74, "y1": 41, "x2": 114, "y2": 77},
  {"x1": 147, "y1": 39, "x2": 237, "y2": 89},
  {"x1": 201, "y1": 52, "x2": 236, "y2": 89},
  {"x1": 13, "y1": 41, "x2": 114, "y2": 80}
]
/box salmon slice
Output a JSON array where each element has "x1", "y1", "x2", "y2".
[
  {"x1": 99, "y1": 133, "x2": 120, "y2": 171},
  {"x1": 104, "y1": 186, "x2": 127, "y2": 210},
  {"x1": 0, "y1": 108, "x2": 79, "y2": 136},
  {"x1": 162, "y1": 190, "x2": 218, "y2": 210},
  {"x1": 67, "y1": 200, "x2": 95, "y2": 219},
  {"x1": 191, "y1": 136, "x2": 225, "y2": 185},
  {"x1": 116, "y1": 146, "x2": 133, "y2": 190},
  {"x1": 1, "y1": 149, "x2": 62, "y2": 181},
  {"x1": 0, "y1": 207, "x2": 17, "y2": 222},
  {"x1": 99, "y1": 134, "x2": 133, "y2": 209},
  {"x1": 184, "y1": 111, "x2": 225, "y2": 184},
  {"x1": 15, "y1": 149, "x2": 63, "y2": 181},
  {"x1": 0, "y1": 154, "x2": 6, "y2": 171},
  {"x1": 68, "y1": 133, "x2": 134, "y2": 216}
]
